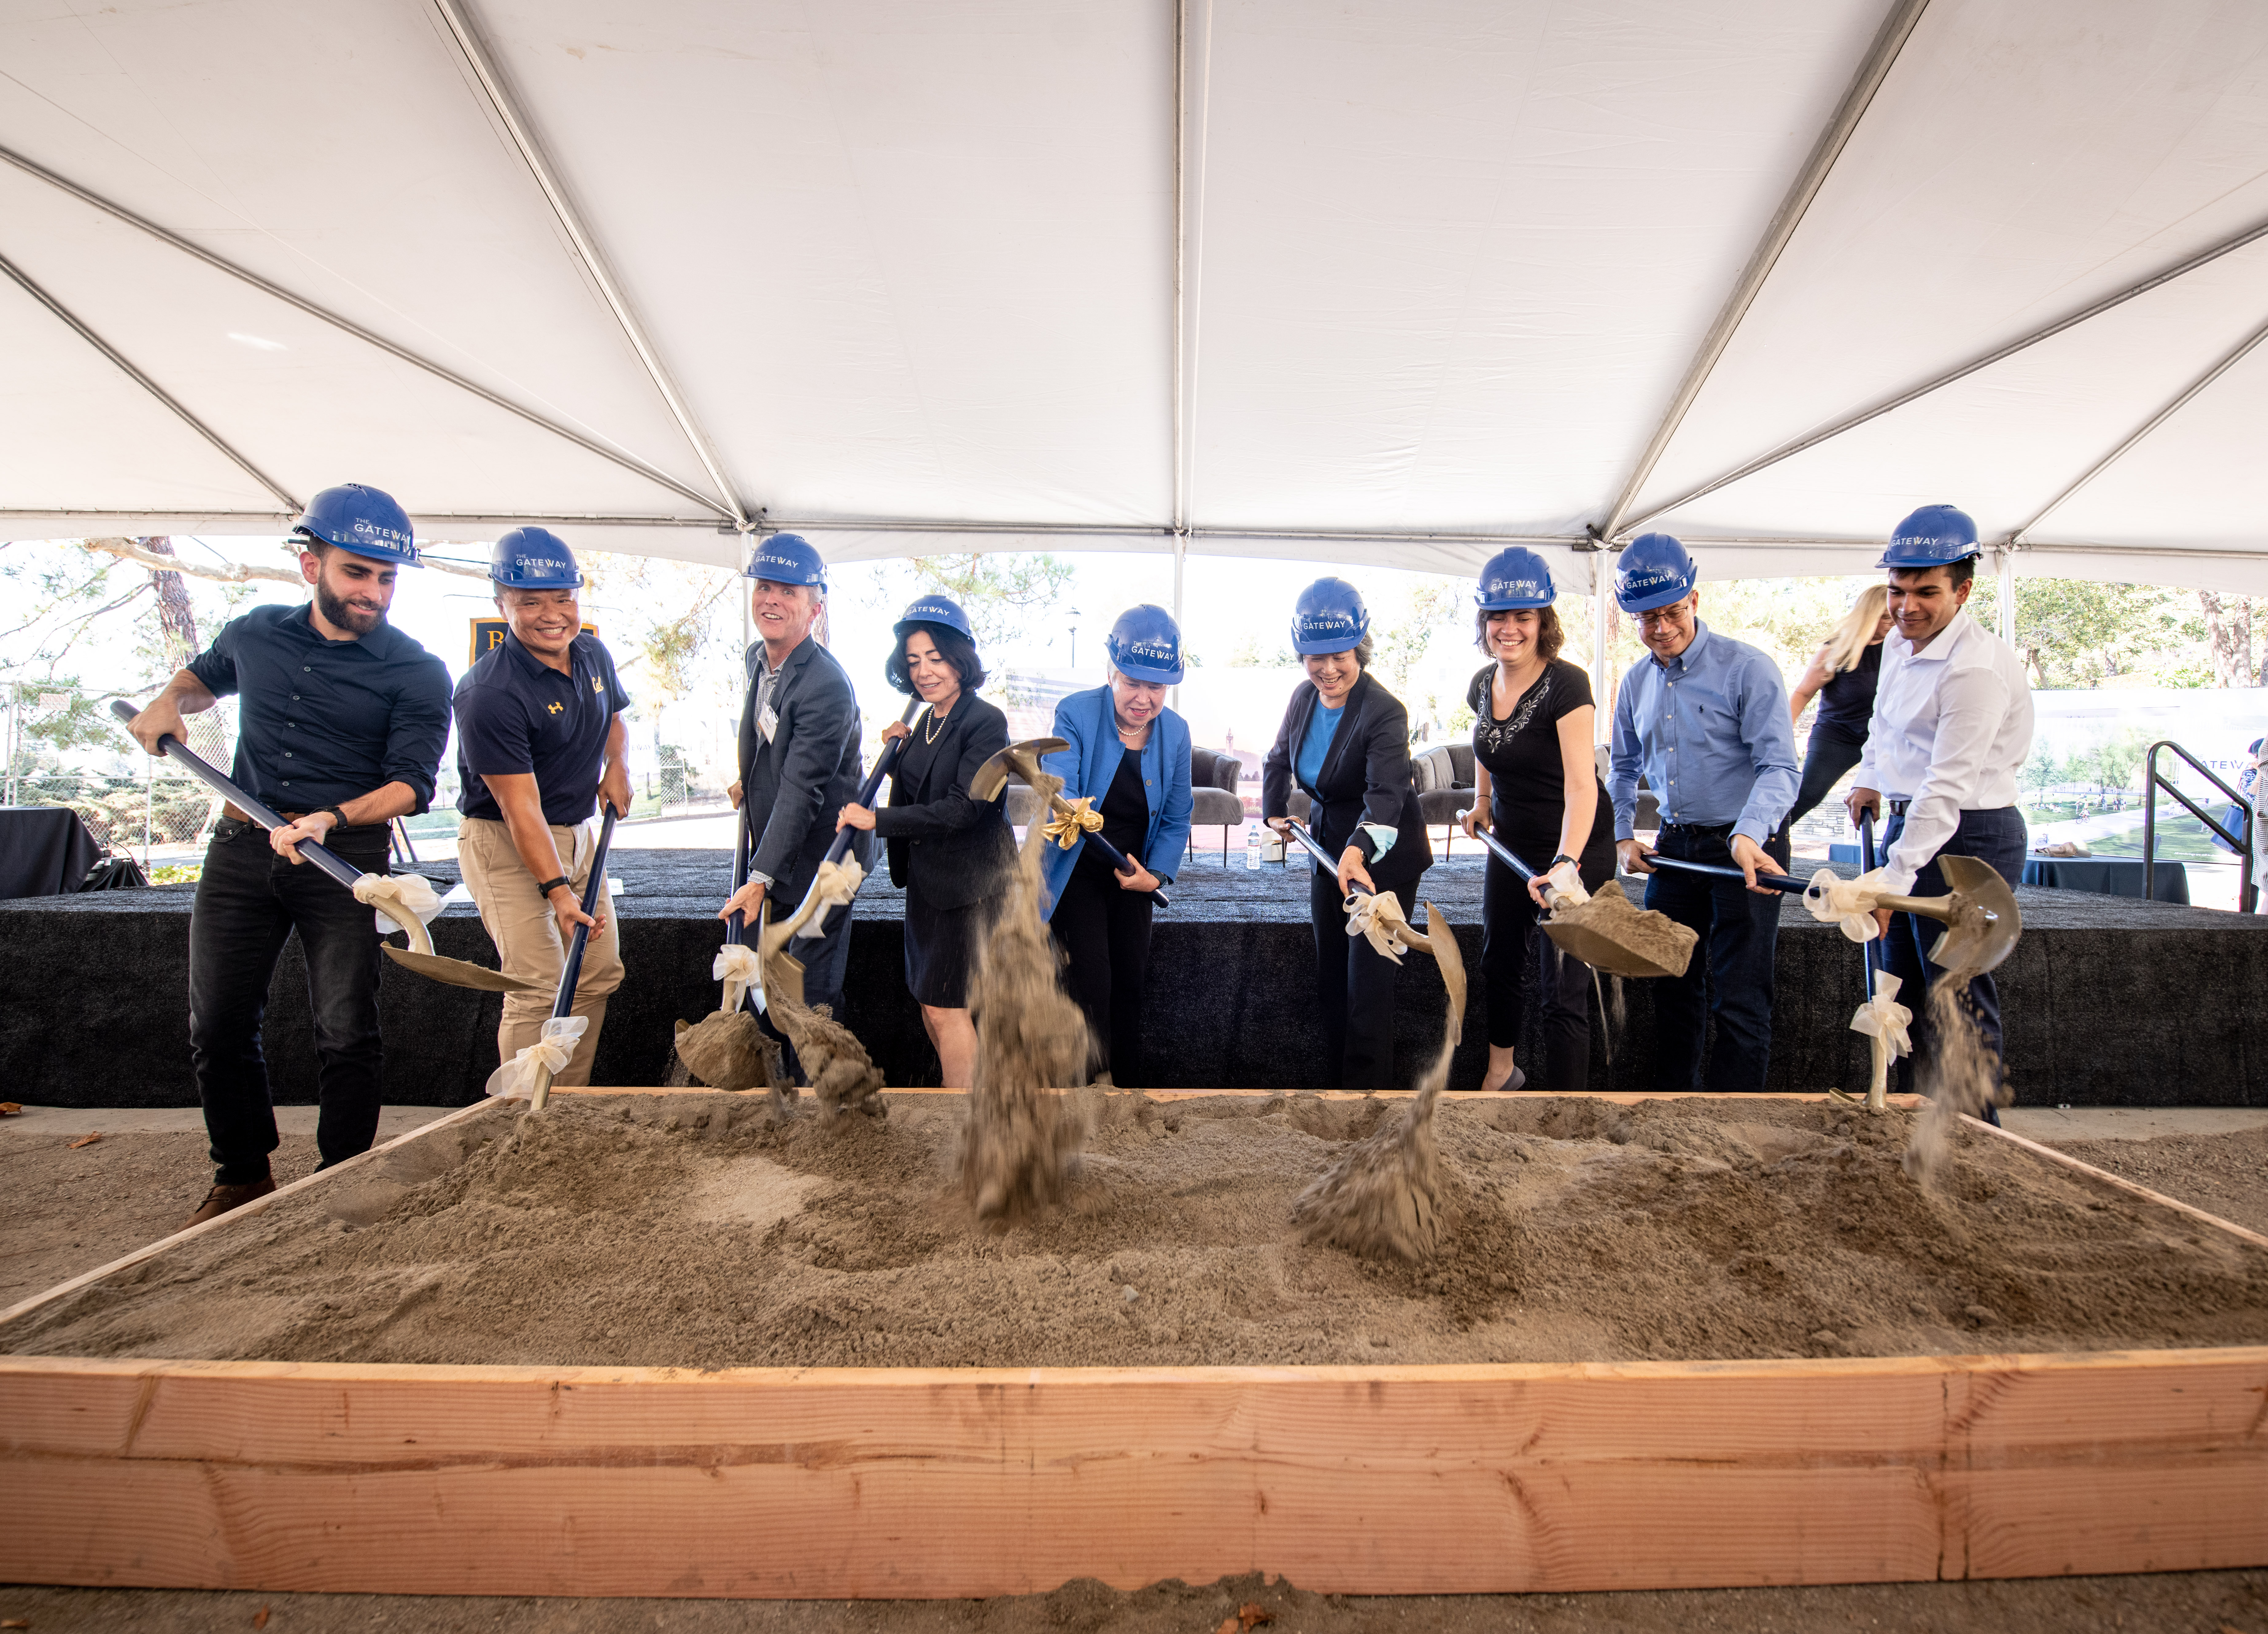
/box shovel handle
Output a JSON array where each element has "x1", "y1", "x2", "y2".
[
  {"x1": 820, "y1": 698, "x2": 924, "y2": 870},
  {"x1": 1464, "y1": 823, "x2": 1588, "y2": 914},
  {"x1": 109, "y1": 698, "x2": 365, "y2": 895},
  {"x1": 1076, "y1": 824, "x2": 1170, "y2": 908},
  {"x1": 1639, "y1": 853, "x2": 1810, "y2": 893},
  {"x1": 529, "y1": 807, "x2": 616, "y2": 1112},
  {"x1": 1857, "y1": 811, "x2": 1885, "y2": 994}
]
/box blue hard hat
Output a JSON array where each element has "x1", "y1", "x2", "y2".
[
  {"x1": 1613, "y1": 532, "x2": 1698, "y2": 614},
  {"x1": 1103, "y1": 604, "x2": 1184, "y2": 684},
  {"x1": 1290, "y1": 577, "x2": 1369, "y2": 655},
  {"x1": 293, "y1": 483, "x2": 417, "y2": 566},
  {"x1": 894, "y1": 593, "x2": 974, "y2": 644},
  {"x1": 489, "y1": 527, "x2": 582, "y2": 589},
  {"x1": 743, "y1": 531, "x2": 828, "y2": 590},
  {"x1": 1474, "y1": 546, "x2": 1557, "y2": 611},
  {"x1": 1879, "y1": 504, "x2": 1980, "y2": 570}
]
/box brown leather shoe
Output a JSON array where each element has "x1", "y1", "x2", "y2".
[{"x1": 183, "y1": 1175, "x2": 277, "y2": 1229}]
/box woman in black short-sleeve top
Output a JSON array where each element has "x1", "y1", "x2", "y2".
[{"x1": 1457, "y1": 548, "x2": 1615, "y2": 1093}]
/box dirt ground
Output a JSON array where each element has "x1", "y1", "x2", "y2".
[{"x1": 5, "y1": 1105, "x2": 2267, "y2": 1632}]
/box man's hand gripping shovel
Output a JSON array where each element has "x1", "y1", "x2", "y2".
[{"x1": 110, "y1": 699, "x2": 542, "y2": 995}]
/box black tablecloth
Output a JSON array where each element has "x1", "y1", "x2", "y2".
[
  {"x1": 0, "y1": 806, "x2": 104, "y2": 899},
  {"x1": 2022, "y1": 856, "x2": 2190, "y2": 905}
]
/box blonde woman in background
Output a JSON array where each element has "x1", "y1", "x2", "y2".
[{"x1": 1774, "y1": 584, "x2": 1891, "y2": 849}]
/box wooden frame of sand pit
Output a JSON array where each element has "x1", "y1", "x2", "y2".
[{"x1": 2, "y1": 1089, "x2": 2264, "y2": 1600}]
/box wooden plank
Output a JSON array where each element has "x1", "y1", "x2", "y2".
[
  {"x1": 1965, "y1": 1113, "x2": 2268, "y2": 1250},
  {"x1": 561, "y1": 1087, "x2": 1929, "y2": 1105},
  {"x1": 0, "y1": 1098, "x2": 503, "y2": 1329},
  {"x1": 1, "y1": 1351, "x2": 2262, "y2": 1597}
]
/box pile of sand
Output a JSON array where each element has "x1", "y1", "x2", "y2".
[{"x1": 9, "y1": 1091, "x2": 2263, "y2": 1370}]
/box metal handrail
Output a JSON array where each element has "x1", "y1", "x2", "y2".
[{"x1": 2141, "y1": 740, "x2": 2254, "y2": 911}]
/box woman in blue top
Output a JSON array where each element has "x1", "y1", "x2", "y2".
[{"x1": 1039, "y1": 605, "x2": 1193, "y2": 1087}]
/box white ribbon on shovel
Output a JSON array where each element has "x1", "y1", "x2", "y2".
[
  {"x1": 353, "y1": 872, "x2": 444, "y2": 940},
  {"x1": 791, "y1": 856, "x2": 866, "y2": 940},
  {"x1": 1344, "y1": 889, "x2": 1415, "y2": 963},
  {"x1": 712, "y1": 943, "x2": 763, "y2": 1015},
  {"x1": 1805, "y1": 866, "x2": 1892, "y2": 943},
  {"x1": 1849, "y1": 970, "x2": 1913, "y2": 1114},
  {"x1": 484, "y1": 1015, "x2": 588, "y2": 1100}
]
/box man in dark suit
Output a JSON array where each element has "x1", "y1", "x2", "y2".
[{"x1": 719, "y1": 533, "x2": 867, "y2": 1065}]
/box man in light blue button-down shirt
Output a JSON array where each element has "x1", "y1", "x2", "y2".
[{"x1": 1606, "y1": 535, "x2": 1799, "y2": 1093}]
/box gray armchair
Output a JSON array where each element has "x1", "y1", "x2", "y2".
[
  {"x1": 1189, "y1": 746, "x2": 1247, "y2": 863},
  {"x1": 1411, "y1": 742, "x2": 1477, "y2": 854}
]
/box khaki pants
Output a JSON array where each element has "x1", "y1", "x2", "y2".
[{"x1": 457, "y1": 816, "x2": 624, "y2": 1087}]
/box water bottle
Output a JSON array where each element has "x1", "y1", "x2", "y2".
[{"x1": 1244, "y1": 820, "x2": 1263, "y2": 870}]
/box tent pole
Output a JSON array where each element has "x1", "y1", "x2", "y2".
[
  {"x1": 0, "y1": 143, "x2": 735, "y2": 523},
  {"x1": 1997, "y1": 548, "x2": 2016, "y2": 647},
  {"x1": 1590, "y1": 555, "x2": 1614, "y2": 748},
  {"x1": 1599, "y1": 0, "x2": 1934, "y2": 539},
  {"x1": 1621, "y1": 210, "x2": 2268, "y2": 537},
  {"x1": 426, "y1": 0, "x2": 750, "y2": 532},
  {"x1": 2008, "y1": 309, "x2": 2268, "y2": 545},
  {"x1": 0, "y1": 250, "x2": 299, "y2": 515}
]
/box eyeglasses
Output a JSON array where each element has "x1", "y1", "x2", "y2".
[{"x1": 1636, "y1": 607, "x2": 1691, "y2": 629}]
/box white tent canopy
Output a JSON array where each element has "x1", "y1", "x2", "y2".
[{"x1": 3, "y1": 0, "x2": 2265, "y2": 596}]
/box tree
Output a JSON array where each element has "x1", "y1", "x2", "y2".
[
  {"x1": 904, "y1": 553, "x2": 1074, "y2": 647},
  {"x1": 2198, "y1": 591, "x2": 2257, "y2": 687}
]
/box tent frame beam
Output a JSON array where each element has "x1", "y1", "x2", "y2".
[
  {"x1": 1621, "y1": 212, "x2": 2268, "y2": 535},
  {"x1": 1600, "y1": 0, "x2": 1934, "y2": 540},
  {"x1": 2008, "y1": 309, "x2": 2268, "y2": 543},
  {"x1": 426, "y1": 0, "x2": 753, "y2": 535},
  {"x1": 0, "y1": 248, "x2": 299, "y2": 515},
  {"x1": 0, "y1": 144, "x2": 735, "y2": 524}
]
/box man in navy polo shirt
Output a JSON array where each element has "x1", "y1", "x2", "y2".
[
  {"x1": 128, "y1": 483, "x2": 451, "y2": 1227},
  {"x1": 453, "y1": 528, "x2": 632, "y2": 1088}
]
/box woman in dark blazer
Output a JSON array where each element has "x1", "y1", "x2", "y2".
[
  {"x1": 1262, "y1": 577, "x2": 1433, "y2": 1090},
  {"x1": 835, "y1": 594, "x2": 1013, "y2": 1087}
]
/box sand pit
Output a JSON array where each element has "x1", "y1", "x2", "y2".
[{"x1": 8, "y1": 1090, "x2": 2265, "y2": 1370}]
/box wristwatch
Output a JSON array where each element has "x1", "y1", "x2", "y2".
[
  {"x1": 536, "y1": 875, "x2": 570, "y2": 897},
  {"x1": 317, "y1": 805, "x2": 347, "y2": 828},
  {"x1": 1548, "y1": 853, "x2": 1578, "y2": 871}
]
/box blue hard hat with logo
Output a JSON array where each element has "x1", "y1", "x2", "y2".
[
  {"x1": 1612, "y1": 532, "x2": 1698, "y2": 614},
  {"x1": 895, "y1": 593, "x2": 974, "y2": 644},
  {"x1": 1290, "y1": 577, "x2": 1369, "y2": 655},
  {"x1": 293, "y1": 483, "x2": 418, "y2": 566},
  {"x1": 1474, "y1": 546, "x2": 1557, "y2": 611},
  {"x1": 489, "y1": 527, "x2": 582, "y2": 589},
  {"x1": 1103, "y1": 604, "x2": 1184, "y2": 684},
  {"x1": 743, "y1": 531, "x2": 828, "y2": 590},
  {"x1": 1879, "y1": 504, "x2": 1980, "y2": 570}
]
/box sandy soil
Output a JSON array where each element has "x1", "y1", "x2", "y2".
[
  {"x1": 2050, "y1": 1126, "x2": 2268, "y2": 1239},
  {"x1": 10, "y1": 1091, "x2": 2266, "y2": 1366}
]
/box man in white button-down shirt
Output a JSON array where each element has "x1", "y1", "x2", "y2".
[{"x1": 1846, "y1": 505, "x2": 2033, "y2": 1096}]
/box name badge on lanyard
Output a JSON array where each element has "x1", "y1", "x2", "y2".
[{"x1": 759, "y1": 702, "x2": 780, "y2": 744}]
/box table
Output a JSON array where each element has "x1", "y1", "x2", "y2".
[
  {"x1": 0, "y1": 806, "x2": 104, "y2": 899},
  {"x1": 2021, "y1": 855, "x2": 2190, "y2": 905}
]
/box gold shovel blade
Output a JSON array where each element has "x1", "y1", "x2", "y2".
[
  {"x1": 1926, "y1": 856, "x2": 2023, "y2": 975},
  {"x1": 382, "y1": 945, "x2": 547, "y2": 993},
  {"x1": 1539, "y1": 880, "x2": 1698, "y2": 980}
]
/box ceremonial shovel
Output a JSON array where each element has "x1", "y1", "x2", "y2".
[
  {"x1": 1282, "y1": 819, "x2": 1465, "y2": 1038},
  {"x1": 970, "y1": 737, "x2": 1172, "y2": 908},
  {"x1": 109, "y1": 699, "x2": 541, "y2": 993},
  {"x1": 1460, "y1": 819, "x2": 1696, "y2": 980}
]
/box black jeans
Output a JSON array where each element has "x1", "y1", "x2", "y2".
[
  {"x1": 1642, "y1": 824, "x2": 1784, "y2": 1094},
  {"x1": 1880, "y1": 807, "x2": 2027, "y2": 1097},
  {"x1": 1777, "y1": 720, "x2": 1868, "y2": 842},
  {"x1": 1480, "y1": 843, "x2": 1599, "y2": 1091},
  {"x1": 1050, "y1": 866, "x2": 1156, "y2": 1087},
  {"x1": 1310, "y1": 864, "x2": 1413, "y2": 1091},
  {"x1": 188, "y1": 819, "x2": 393, "y2": 1184}
]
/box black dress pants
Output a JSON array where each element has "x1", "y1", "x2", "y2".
[
  {"x1": 1774, "y1": 720, "x2": 1868, "y2": 845},
  {"x1": 1480, "y1": 844, "x2": 1601, "y2": 1092},
  {"x1": 188, "y1": 819, "x2": 393, "y2": 1184},
  {"x1": 1309, "y1": 863, "x2": 1413, "y2": 1091},
  {"x1": 1049, "y1": 866, "x2": 1155, "y2": 1087}
]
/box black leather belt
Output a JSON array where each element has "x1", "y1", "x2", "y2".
[{"x1": 1660, "y1": 821, "x2": 1733, "y2": 836}]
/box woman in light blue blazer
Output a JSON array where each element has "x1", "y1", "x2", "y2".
[{"x1": 1039, "y1": 605, "x2": 1194, "y2": 1088}]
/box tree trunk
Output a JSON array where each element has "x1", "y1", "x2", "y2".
[
  {"x1": 2199, "y1": 591, "x2": 2255, "y2": 688},
  {"x1": 137, "y1": 537, "x2": 231, "y2": 767}
]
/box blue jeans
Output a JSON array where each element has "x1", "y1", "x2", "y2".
[
  {"x1": 1880, "y1": 807, "x2": 2026, "y2": 1097},
  {"x1": 1643, "y1": 824, "x2": 1781, "y2": 1093},
  {"x1": 188, "y1": 818, "x2": 393, "y2": 1184}
]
